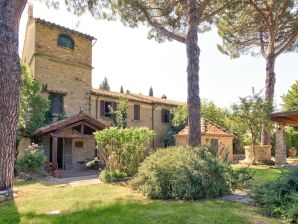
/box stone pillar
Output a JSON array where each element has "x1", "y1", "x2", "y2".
[{"x1": 275, "y1": 123, "x2": 287, "y2": 166}]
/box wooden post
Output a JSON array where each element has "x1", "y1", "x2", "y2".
[
  {"x1": 52, "y1": 137, "x2": 58, "y2": 170},
  {"x1": 275, "y1": 123, "x2": 287, "y2": 166}
]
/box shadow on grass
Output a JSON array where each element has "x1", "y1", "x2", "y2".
[
  {"x1": 0, "y1": 200, "x2": 20, "y2": 223},
  {"x1": 18, "y1": 199, "x2": 278, "y2": 224}
]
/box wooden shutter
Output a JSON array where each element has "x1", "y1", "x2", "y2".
[
  {"x1": 161, "y1": 109, "x2": 166, "y2": 123},
  {"x1": 112, "y1": 102, "x2": 117, "y2": 111},
  {"x1": 211, "y1": 139, "x2": 219, "y2": 154},
  {"x1": 134, "y1": 105, "x2": 140, "y2": 120},
  {"x1": 100, "y1": 100, "x2": 105, "y2": 117}
]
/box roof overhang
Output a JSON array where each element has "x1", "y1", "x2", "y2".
[
  {"x1": 34, "y1": 113, "x2": 106, "y2": 136},
  {"x1": 270, "y1": 110, "x2": 298, "y2": 126}
]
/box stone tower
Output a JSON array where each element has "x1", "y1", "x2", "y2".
[{"x1": 22, "y1": 4, "x2": 95, "y2": 118}]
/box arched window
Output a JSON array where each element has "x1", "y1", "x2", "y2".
[{"x1": 57, "y1": 34, "x2": 74, "y2": 49}]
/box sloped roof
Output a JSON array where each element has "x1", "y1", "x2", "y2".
[
  {"x1": 270, "y1": 110, "x2": 298, "y2": 126},
  {"x1": 129, "y1": 93, "x2": 186, "y2": 107},
  {"x1": 34, "y1": 113, "x2": 106, "y2": 136},
  {"x1": 176, "y1": 118, "x2": 233, "y2": 137},
  {"x1": 91, "y1": 89, "x2": 185, "y2": 107},
  {"x1": 35, "y1": 18, "x2": 96, "y2": 40}
]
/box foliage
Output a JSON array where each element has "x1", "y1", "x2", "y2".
[
  {"x1": 282, "y1": 80, "x2": 298, "y2": 110},
  {"x1": 85, "y1": 157, "x2": 101, "y2": 169},
  {"x1": 170, "y1": 105, "x2": 188, "y2": 128},
  {"x1": 100, "y1": 170, "x2": 128, "y2": 183},
  {"x1": 120, "y1": 85, "x2": 124, "y2": 93},
  {"x1": 217, "y1": 1, "x2": 298, "y2": 59},
  {"x1": 161, "y1": 105, "x2": 187, "y2": 146},
  {"x1": 251, "y1": 167, "x2": 298, "y2": 222},
  {"x1": 132, "y1": 146, "x2": 253, "y2": 200},
  {"x1": 149, "y1": 86, "x2": 154, "y2": 97},
  {"x1": 16, "y1": 143, "x2": 45, "y2": 173},
  {"x1": 99, "y1": 77, "x2": 110, "y2": 90},
  {"x1": 231, "y1": 90, "x2": 272, "y2": 162},
  {"x1": 18, "y1": 62, "x2": 50, "y2": 138},
  {"x1": 285, "y1": 127, "x2": 298, "y2": 150},
  {"x1": 110, "y1": 97, "x2": 128, "y2": 128},
  {"x1": 94, "y1": 127, "x2": 155, "y2": 175}
]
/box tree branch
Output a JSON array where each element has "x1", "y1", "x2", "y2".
[{"x1": 139, "y1": 5, "x2": 186, "y2": 43}]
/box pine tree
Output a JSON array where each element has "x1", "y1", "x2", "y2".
[
  {"x1": 65, "y1": 0, "x2": 231, "y2": 147},
  {"x1": 217, "y1": 0, "x2": 298, "y2": 144},
  {"x1": 282, "y1": 81, "x2": 298, "y2": 110},
  {"x1": 149, "y1": 86, "x2": 154, "y2": 97},
  {"x1": 126, "y1": 89, "x2": 131, "y2": 94},
  {"x1": 99, "y1": 77, "x2": 110, "y2": 91},
  {"x1": 120, "y1": 85, "x2": 124, "y2": 93}
]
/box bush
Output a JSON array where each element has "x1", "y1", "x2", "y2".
[
  {"x1": 16, "y1": 143, "x2": 45, "y2": 173},
  {"x1": 94, "y1": 127, "x2": 155, "y2": 175},
  {"x1": 85, "y1": 157, "x2": 101, "y2": 169},
  {"x1": 100, "y1": 170, "x2": 128, "y2": 183},
  {"x1": 131, "y1": 146, "x2": 249, "y2": 200},
  {"x1": 251, "y1": 167, "x2": 298, "y2": 222}
]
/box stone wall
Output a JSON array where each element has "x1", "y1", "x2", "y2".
[
  {"x1": 17, "y1": 137, "x2": 31, "y2": 158},
  {"x1": 0, "y1": 189, "x2": 14, "y2": 203},
  {"x1": 72, "y1": 138, "x2": 96, "y2": 169},
  {"x1": 90, "y1": 95, "x2": 172, "y2": 147},
  {"x1": 22, "y1": 18, "x2": 93, "y2": 116},
  {"x1": 175, "y1": 134, "x2": 234, "y2": 161},
  {"x1": 244, "y1": 145, "x2": 272, "y2": 164}
]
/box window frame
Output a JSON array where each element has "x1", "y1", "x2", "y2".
[
  {"x1": 57, "y1": 34, "x2": 75, "y2": 50},
  {"x1": 133, "y1": 104, "x2": 141, "y2": 121},
  {"x1": 162, "y1": 109, "x2": 171, "y2": 123},
  {"x1": 49, "y1": 93, "x2": 64, "y2": 116},
  {"x1": 104, "y1": 101, "x2": 113, "y2": 117}
]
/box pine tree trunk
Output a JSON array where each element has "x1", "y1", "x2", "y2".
[
  {"x1": 186, "y1": 0, "x2": 201, "y2": 147},
  {"x1": 261, "y1": 55, "x2": 276, "y2": 145},
  {"x1": 0, "y1": 0, "x2": 27, "y2": 193}
]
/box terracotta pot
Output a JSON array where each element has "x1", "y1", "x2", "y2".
[{"x1": 289, "y1": 147, "x2": 297, "y2": 158}]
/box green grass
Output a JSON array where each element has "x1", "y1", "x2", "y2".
[
  {"x1": 0, "y1": 174, "x2": 284, "y2": 224},
  {"x1": 232, "y1": 164, "x2": 282, "y2": 186}
]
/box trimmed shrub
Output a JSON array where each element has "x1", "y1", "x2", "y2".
[
  {"x1": 100, "y1": 170, "x2": 128, "y2": 183},
  {"x1": 94, "y1": 127, "x2": 155, "y2": 175},
  {"x1": 16, "y1": 143, "x2": 45, "y2": 173},
  {"x1": 131, "y1": 146, "x2": 247, "y2": 200},
  {"x1": 251, "y1": 167, "x2": 298, "y2": 222}
]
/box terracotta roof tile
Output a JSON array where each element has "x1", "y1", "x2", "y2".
[
  {"x1": 33, "y1": 113, "x2": 106, "y2": 136},
  {"x1": 35, "y1": 18, "x2": 96, "y2": 40},
  {"x1": 91, "y1": 89, "x2": 185, "y2": 107},
  {"x1": 177, "y1": 118, "x2": 233, "y2": 137}
]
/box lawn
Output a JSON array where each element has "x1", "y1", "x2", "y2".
[{"x1": 0, "y1": 167, "x2": 285, "y2": 224}]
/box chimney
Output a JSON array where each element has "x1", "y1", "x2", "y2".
[
  {"x1": 161, "y1": 94, "x2": 167, "y2": 99},
  {"x1": 28, "y1": 3, "x2": 33, "y2": 19}
]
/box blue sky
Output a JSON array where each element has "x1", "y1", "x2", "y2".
[{"x1": 19, "y1": 1, "x2": 298, "y2": 109}]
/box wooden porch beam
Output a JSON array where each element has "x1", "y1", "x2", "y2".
[
  {"x1": 52, "y1": 136, "x2": 58, "y2": 171},
  {"x1": 50, "y1": 133, "x2": 94, "y2": 139}
]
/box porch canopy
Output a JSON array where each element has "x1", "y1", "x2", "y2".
[
  {"x1": 34, "y1": 113, "x2": 106, "y2": 170},
  {"x1": 270, "y1": 110, "x2": 298, "y2": 166}
]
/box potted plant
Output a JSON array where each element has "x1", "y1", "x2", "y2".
[{"x1": 289, "y1": 147, "x2": 297, "y2": 158}]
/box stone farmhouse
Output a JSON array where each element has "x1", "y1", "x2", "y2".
[{"x1": 20, "y1": 5, "x2": 233, "y2": 172}]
